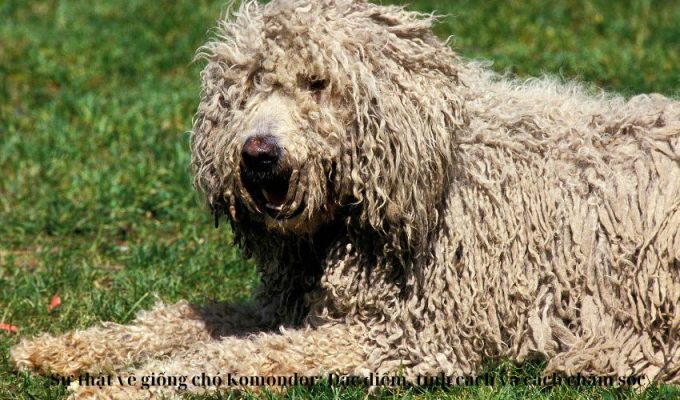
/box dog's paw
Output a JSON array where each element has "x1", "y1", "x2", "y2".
[
  {"x1": 10, "y1": 331, "x2": 112, "y2": 375},
  {"x1": 11, "y1": 333, "x2": 63, "y2": 373}
]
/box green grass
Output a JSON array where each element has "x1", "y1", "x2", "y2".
[{"x1": 0, "y1": 0, "x2": 678, "y2": 399}]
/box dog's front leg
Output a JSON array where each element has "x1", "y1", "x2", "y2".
[
  {"x1": 69, "y1": 323, "x2": 368, "y2": 399},
  {"x1": 10, "y1": 299, "x2": 272, "y2": 376}
]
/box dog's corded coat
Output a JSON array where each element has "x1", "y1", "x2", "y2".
[{"x1": 10, "y1": 0, "x2": 680, "y2": 398}]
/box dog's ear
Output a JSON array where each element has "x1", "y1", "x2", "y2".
[
  {"x1": 190, "y1": 89, "x2": 229, "y2": 224},
  {"x1": 190, "y1": 59, "x2": 243, "y2": 226},
  {"x1": 191, "y1": 0, "x2": 266, "y2": 228},
  {"x1": 342, "y1": 5, "x2": 468, "y2": 256}
]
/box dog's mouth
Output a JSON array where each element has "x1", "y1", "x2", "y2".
[
  {"x1": 240, "y1": 165, "x2": 304, "y2": 220},
  {"x1": 261, "y1": 179, "x2": 288, "y2": 211}
]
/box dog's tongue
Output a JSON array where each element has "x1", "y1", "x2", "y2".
[{"x1": 263, "y1": 188, "x2": 287, "y2": 207}]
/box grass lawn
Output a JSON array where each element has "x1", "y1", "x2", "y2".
[{"x1": 1, "y1": 0, "x2": 679, "y2": 398}]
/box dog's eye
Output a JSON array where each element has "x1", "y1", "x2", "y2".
[
  {"x1": 219, "y1": 95, "x2": 230, "y2": 109},
  {"x1": 307, "y1": 78, "x2": 328, "y2": 92}
]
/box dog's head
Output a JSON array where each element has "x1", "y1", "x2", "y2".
[{"x1": 192, "y1": 0, "x2": 467, "y2": 251}]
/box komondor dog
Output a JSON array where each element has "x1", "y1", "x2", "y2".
[{"x1": 10, "y1": 0, "x2": 680, "y2": 398}]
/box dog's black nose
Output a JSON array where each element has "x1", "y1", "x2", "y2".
[{"x1": 242, "y1": 135, "x2": 280, "y2": 171}]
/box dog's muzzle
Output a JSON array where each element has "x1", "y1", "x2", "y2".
[{"x1": 240, "y1": 135, "x2": 300, "y2": 219}]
